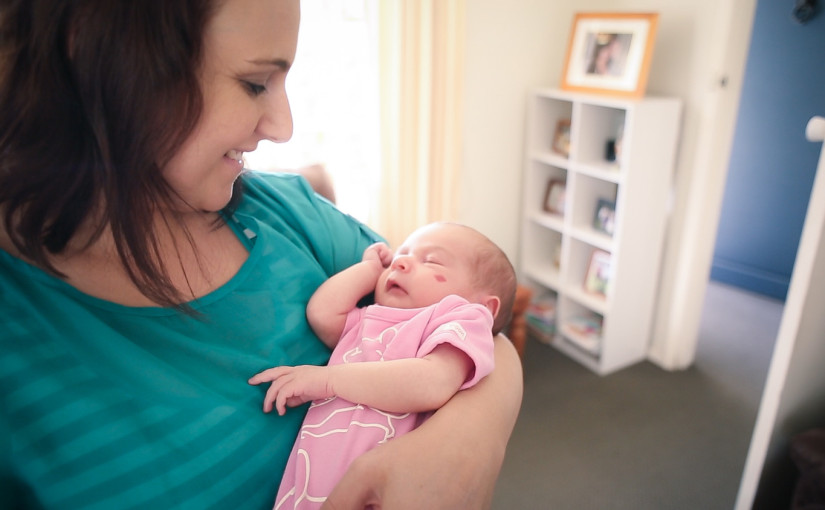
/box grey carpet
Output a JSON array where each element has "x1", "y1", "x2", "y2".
[{"x1": 491, "y1": 281, "x2": 783, "y2": 509}]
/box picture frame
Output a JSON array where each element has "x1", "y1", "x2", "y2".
[
  {"x1": 583, "y1": 249, "x2": 612, "y2": 297},
  {"x1": 560, "y1": 12, "x2": 659, "y2": 98},
  {"x1": 552, "y1": 119, "x2": 572, "y2": 157},
  {"x1": 543, "y1": 179, "x2": 566, "y2": 215},
  {"x1": 593, "y1": 198, "x2": 616, "y2": 236}
]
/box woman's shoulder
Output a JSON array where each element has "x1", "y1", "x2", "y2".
[
  {"x1": 234, "y1": 171, "x2": 383, "y2": 276},
  {"x1": 234, "y1": 171, "x2": 334, "y2": 228},
  {"x1": 239, "y1": 170, "x2": 315, "y2": 205}
]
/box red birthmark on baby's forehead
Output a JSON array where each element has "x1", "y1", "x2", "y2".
[{"x1": 434, "y1": 274, "x2": 447, "y2": 283}]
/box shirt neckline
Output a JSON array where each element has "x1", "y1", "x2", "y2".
[{"x1": 0, "y1": 212, "x2": 263, "y2": 316}]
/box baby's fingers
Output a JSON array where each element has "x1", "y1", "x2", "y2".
[
  {"x1": 376, "y1": 244, "x2": 394, "y2": 267},
  {"x1": 263, "y1": 379, "x2": 296, "y2": 416},
  {"x1": 263, "y1": 387, "x2": 277, "y2": 414},
  {"x1": 247, "y1": 366, "x2": 287, "y2": 385},
  {"x1": 275, "y1": 388, "x2": 290, "y2": 416}
]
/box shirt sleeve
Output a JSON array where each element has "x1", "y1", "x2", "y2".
[
  {"x1": 416, "y1": 295, "x2": 496, "y2": 390},
  {"x1": 238, "y1": 171, "x2": 384, "y2": 277}
]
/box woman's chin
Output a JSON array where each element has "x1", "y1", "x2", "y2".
[
  {"x1": 203, "y1": 192, "x2": 235, "y2": 212},
  {"x1": 176, "y1": 187, "x2": 236, "y2": 214},
  {"x1": 199, "y1": 175, "x2": 244, "y2": 212}
]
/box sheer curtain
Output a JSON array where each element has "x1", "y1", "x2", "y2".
[
  {"x1": 245, "y1": 1, "x2": 382, "y2": 223},
  {"x1": 376, "y1": 0, "x2": 466, "y2": 246},
  {"x1": 245, "y1": 0, "x2": 465, "y2": 247}
]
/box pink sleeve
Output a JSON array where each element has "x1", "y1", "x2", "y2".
[
  {"x1": 342, "y1": 306, "x2": 367, "y2": 337},
  {"x1": 328, "y1": 306, "x2": 368, "y2": 359},
  {"x1": 416, "y1": 295, "x2": 496, "y2": 390}
]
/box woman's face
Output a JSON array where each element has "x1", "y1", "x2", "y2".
[{"x1": 163, "y1": 0, "x2": 299, "y2": 212}]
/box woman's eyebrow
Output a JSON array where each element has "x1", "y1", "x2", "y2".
[{"x1": 246, "y1": 57, "x2": 292, "y2": 71}]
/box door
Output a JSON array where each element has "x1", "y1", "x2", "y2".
[{"x1": 711, "y1": 0, "x2": 825, "y2": 301}]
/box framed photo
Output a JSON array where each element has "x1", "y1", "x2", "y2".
[
  {"x1": 552, "y1": 119, "x2": 572, "y2": 157},
  {"x1": 593, "y1": 198, "x2": 616, "y2": 236},
  {"x1": 560, "y1": 12, "x2": 659, "y2": 98},
  {"x1": 584, "y1": 249, "x2": 612, "y2": 297},
  {"x1": 543, "y1": 179, "x2": 566, "y2": 215}
]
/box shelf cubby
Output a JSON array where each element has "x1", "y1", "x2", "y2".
[{"x1": 520, "y1": 89, "x2": 681, "y2": 375}]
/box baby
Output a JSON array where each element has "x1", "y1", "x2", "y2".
[{"x1": 249, "y1": 222, "x2": 517, "y2": 509}]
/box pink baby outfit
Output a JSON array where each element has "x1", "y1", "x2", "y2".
[{"x1": 273, "y1": 294, "x2": 496, "y2": 510}]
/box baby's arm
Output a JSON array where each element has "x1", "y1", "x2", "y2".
[
  {"x1": 306, "y1": 242, "x2": 393, "y2": 348},
  {"x1": 247, "y1": 344, "x2": 473, "y2": 415}
]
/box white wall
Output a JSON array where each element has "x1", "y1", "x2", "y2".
[
  {"x1": 459, "y1": 0, "x2": 756, "y2": 370},
  {"x1": 459, "y1": 0, "x2": 572, "y2": 256}
]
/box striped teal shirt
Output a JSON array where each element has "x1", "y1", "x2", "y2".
[{"x1": 0, "y1": 172, "x2": 381, "y2": 509}]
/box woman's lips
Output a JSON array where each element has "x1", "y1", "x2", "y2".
[{"x1": 225, "y1": 149, "x2": 244, "y2": 164}]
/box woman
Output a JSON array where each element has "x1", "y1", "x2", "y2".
[{"x1": 0, "y1": 0, "x2": 522, "y2": 509}]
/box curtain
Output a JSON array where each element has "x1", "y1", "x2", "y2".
[{"x1": 375, "y1": 0, "x2": 465, "y2": 247}]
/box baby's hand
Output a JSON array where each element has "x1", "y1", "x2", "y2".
[
  {"x1": 248, "y1": 365, "x2": 334, "y2": 415},
  {"x1": 362, "y1": 242, "x2": 393, "y2": 269}
]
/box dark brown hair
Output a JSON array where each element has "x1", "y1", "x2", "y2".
[{"x1": 0, "y1": 0, "x2": 225, "y2": 307}]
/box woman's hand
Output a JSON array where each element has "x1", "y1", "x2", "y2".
[{"x1": 321, "y1": 335, "x2": 523, "y2": 509}]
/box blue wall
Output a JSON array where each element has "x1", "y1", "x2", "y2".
[{"x1": 711, "y1": 0, "x2": 825, "y2": 301}]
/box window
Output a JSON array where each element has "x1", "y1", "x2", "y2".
[{"x1": 245, "y1": 0, "x2": 380, "y2": 224}]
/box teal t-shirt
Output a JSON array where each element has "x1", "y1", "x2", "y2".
[{"x1": 0, "y1": 172, "x2": 381, "y2": 509}]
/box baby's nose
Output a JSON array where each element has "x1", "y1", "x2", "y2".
[{"x1": 391, "y1": 256, "x2": 411, "y2": 271}]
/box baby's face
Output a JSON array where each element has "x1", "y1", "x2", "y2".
[{"x1": 374, "y1": 223, "x2": 484, "y2": 309}]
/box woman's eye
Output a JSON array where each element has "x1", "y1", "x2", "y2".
[{"x1": 242, "y1": 81, "x2": 267, "y2": 96}]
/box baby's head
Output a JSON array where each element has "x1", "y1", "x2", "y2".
[{"x1": 374, "y1": 222, "x2": 517, "y2": 335}]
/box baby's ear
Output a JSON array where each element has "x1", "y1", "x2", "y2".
[{"x1": 481, "y1": 295, "x2": 501, "y2": 320}]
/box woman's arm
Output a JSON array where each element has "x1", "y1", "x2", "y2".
[{"x1": 322, "y1": 334, "x2": 523, "y2": 509}]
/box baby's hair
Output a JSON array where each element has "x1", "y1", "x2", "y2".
[{"x1": 444, "y1": 223, "x2": 517, "y2": 336}]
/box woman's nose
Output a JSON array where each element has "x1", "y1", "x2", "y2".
[{"x1": 256, "y1": 87, "x2": 293, "y2": 143}]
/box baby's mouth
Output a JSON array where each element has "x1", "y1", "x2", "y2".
[{"x1": 385, "y1": 279, "x2": 405, "y2": 294}]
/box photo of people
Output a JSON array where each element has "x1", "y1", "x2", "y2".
[
  {"x1": 585, "y1": 32, "x2": 633, "y2": 77},
  {"x1": 560, "y1": 13, "x2": 658, "y2": 97}
]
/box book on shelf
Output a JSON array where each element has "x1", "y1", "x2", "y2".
[
  {"x1": 526, "y1": 294, "x2": 557, "y2": 341},
  {"x1": 565, "y1": 315, "x2": 602, "y2": 339}
]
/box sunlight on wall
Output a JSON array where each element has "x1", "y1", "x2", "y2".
[{"x1": 244, "y1": 0, "x2": 380, "y2": 225}]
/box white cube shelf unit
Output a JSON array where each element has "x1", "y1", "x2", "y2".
[{"x1": 520, "y1": 88, "x2": 682, "y2": 375}]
